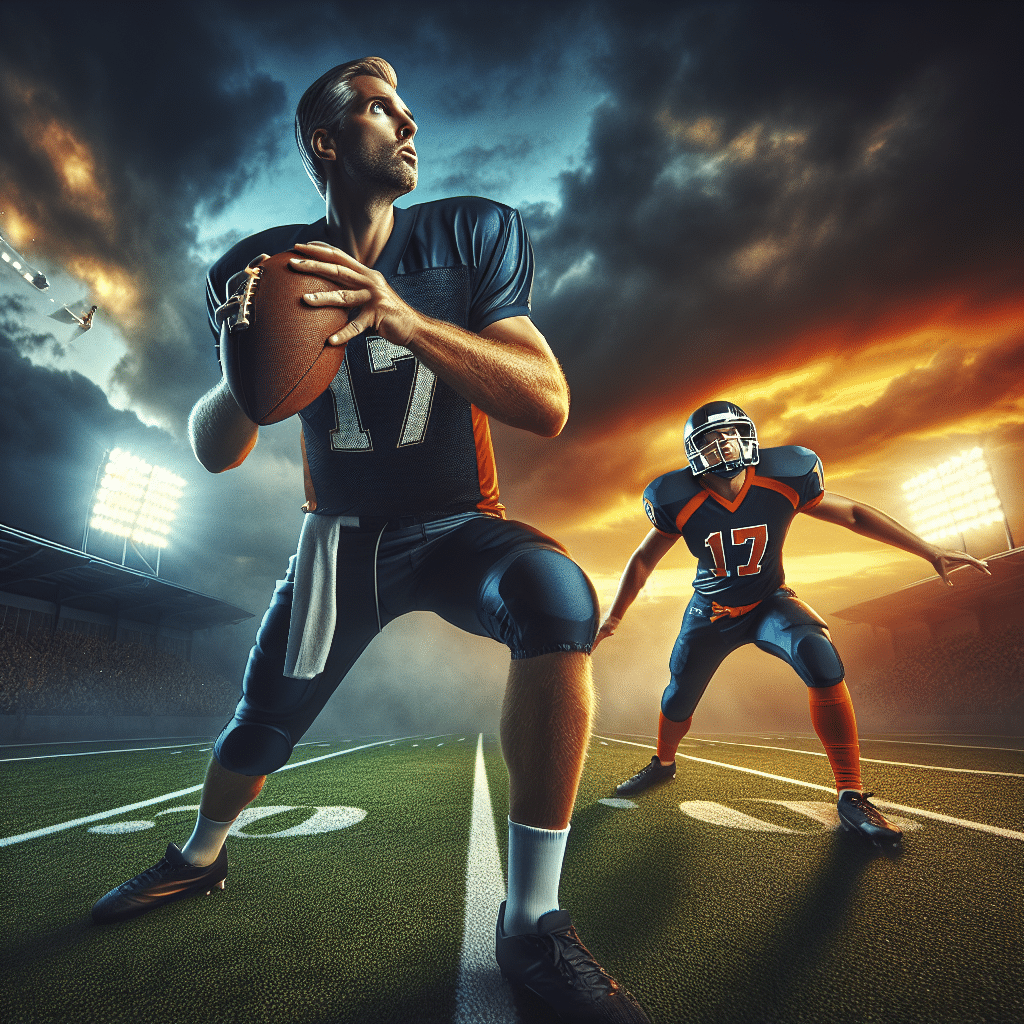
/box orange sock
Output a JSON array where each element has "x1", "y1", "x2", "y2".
[
  {"x1": 807, "y1": 680, "x2": 862, "y2": 793},
  {"x1": 657, "y1": 712, "x2": 692, "y2": 764}
]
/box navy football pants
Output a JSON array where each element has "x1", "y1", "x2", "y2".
[
  {"x1": 215, "y1": 513, "x2": 598, "y2": 775},
  {"x1": 661, "y1": 587, "x2": 845, "y2": 722}
]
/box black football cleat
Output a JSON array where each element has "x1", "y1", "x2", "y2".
[
  {"x1": 495, "y1": 901, "x2": 651, "y2": 1023},
  {"x1": 91, "y1": 842, "x2": 227, "y2": 924},
  {"x1": 837, "y1": 791, "x2": 903, "y2": 849},
  {"x1": 615, "y1": 755, "x2": 676, "y2": 797}
]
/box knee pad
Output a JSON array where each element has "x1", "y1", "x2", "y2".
[
  {"x1": 662, "y1": 672, "x2": 712, "y2": 721},
  {"x1": 495, "y1": 547, "x2": 598, "y2": 658},
  {"x1": 795, "y1": 631, "x2": 845, "y2": 687},
  {"x1": 214, "y1": 720, "x2": 294, "y2": 775}
]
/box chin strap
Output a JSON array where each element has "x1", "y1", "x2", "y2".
[{"x1": 708, "y1": 465, "x2": 745, "y2": 479}]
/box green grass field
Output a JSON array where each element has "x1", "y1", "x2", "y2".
[{"x1": 2, "y1": 731, "x2": 1022, "y2": 1024}]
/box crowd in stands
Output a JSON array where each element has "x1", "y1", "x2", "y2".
[
  {"x1": 855, "y1": 626, "x2": 1023, "y2": 724},
  {"x1": 0, "y1": 627, "x2": 238, "y2": 717}
]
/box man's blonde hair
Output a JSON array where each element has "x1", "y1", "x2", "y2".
[{"x1": 294, "y1": 56, "x2": 398, "y2": 198}]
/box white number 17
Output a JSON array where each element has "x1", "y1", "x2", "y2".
[{"x1": 328, "y1": 334, "x2": 437, "y2": 451}]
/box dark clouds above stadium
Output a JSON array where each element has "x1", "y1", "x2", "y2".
[
  {"x1": 0, "y1": 1, "x2": 1020, "y2": 694},
  {"x1": 530, "y1": 3, "x2": 1022, "y2": 430}
]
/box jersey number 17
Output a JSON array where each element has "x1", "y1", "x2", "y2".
[{"x1": 704, "y1": 525, "x2": 768, "y2": 577}]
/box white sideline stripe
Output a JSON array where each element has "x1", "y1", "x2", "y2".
[
  {"x1": 862, "y1": 737, "x2": 1024, "y2": 753},
  {"x1": 0, "y1": 741, "x2": 211, "y2": 763},
  {"x1": 454, "y1": 733, "x2": 516, "y2": 1024},
  {"x1": 0, "y1": 735, "x2": 419, "y2": 849},
  {"x1": 686, "y1": 737, "x2": 1024, "y2": 778},
  {"x1": 595, "y1": 736, "x2": 1024, "y2": 842}
]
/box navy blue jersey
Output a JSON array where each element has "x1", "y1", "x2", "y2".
[
  {"x1": 207, "y1": 197, "x2": 534, "y2": 518},
  {"x1": 643, "y1": 446, "x2": 825, "y2": 605}
]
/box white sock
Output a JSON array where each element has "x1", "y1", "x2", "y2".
[
  {"x1": 181, "y1": 811, "x2": 234, "y2": 867},
  {"x1": 503, "y1": 818, "x2": 570, "y2": 937}
]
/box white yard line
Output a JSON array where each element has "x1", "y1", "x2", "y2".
[
  {"x1": 454, "y1": 733, "x2": 517, "y2": 1024},
  {"x1": 0, "y1": 741, "x2": 212, "y2": 763},
  {"x1": 0, "y1": 735, "x2": 419, "y2": 848},
  {"x1": 684, "y1": 737, "x2": 1024, "y2": 778},
  {"x1": 596, "y1": 735, "x2": 1024, "y2": 842}
]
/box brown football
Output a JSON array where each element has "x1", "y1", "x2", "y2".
[{"x1": 221, "y1": 250, "x2": 349, "y2": 425}]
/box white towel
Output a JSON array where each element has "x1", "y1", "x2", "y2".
[{"x1": 283, "y1": 513, "x2": 342, "y2": 679}]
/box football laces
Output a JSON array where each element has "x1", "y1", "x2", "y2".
[{"x1": 217, "y1": 254, "x2": 268, "y2": 333}]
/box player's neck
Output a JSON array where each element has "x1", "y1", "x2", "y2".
[
  {"x1": 701, "y1": 468, "x2": 746, "y2": 499},
  {"x1": 323, "y1": 186, "x2": 396, "y2": 268}
]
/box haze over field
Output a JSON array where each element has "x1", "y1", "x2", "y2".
[{"x1": 1, "y1": 2, "x2": 1020, "y2": 734}]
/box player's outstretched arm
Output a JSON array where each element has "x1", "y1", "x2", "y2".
[
  {"x1": 188, "y1": 379, "x2": 259, "y2": 473},
  {"x1": 593, "y1": 529, "x2": 679, "y2": 650},
  {"x1": 805, "y1": 491, "x2": 991, "y2": 586},
  {"x1": 289, "y1": 242, "x2": 569, "y2": 437}
]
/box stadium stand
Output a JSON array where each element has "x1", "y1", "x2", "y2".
[
  {"x1": 0, "y1": 523, "x2": 252, "y2": 742},
  {"x1": 836, "y1": 548, "x2": 1024, "y2": 733}
]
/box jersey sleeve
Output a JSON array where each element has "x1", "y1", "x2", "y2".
[
  {"x1": 797, "y1": 453, "x2": 825, "y2": 510},
  {"x1": 469, "y1": 206, "x2": 534, "y2": 332},
  {"x1": 642, "y1": 481, "x2": 679, "y2": 535}
]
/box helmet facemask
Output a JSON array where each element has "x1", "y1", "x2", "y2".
[{"x1": 686, "y1": 419, "x2": 759, "y2": 477}]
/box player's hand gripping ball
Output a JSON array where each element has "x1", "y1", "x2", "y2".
[{"x1": 217, "y1": 251, "x2": 350, "y2": 425}]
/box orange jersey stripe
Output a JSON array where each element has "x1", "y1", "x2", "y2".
[
  {"x1": 675, "y1": 489, "x2": 710, "y2": 531},
  {"x1": 699, "y1": 466, "x2": 754, "y2": 512},
  {"x1": 799, "y1": 490, "x2": 825, "y2": 512},
  {"x1": 750, "y1": 473, "x2": 801, "y2": 509},
  {"x1": 471, "y1": 405, "x2": 506, "y2": 518}
]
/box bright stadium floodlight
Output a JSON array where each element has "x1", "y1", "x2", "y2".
[
  {"x1": 84, "y1": 448, "x2": 186, "y2": 574},
  {"x1": 902, "y1": 447, "x2": 1014, "y2": 552}
]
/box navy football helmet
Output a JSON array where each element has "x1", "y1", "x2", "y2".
[{"x1": 684, "y1": 401, "x2": 759, "y2": 476}]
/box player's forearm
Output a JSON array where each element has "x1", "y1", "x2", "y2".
[
  {"x1": 403, "y1": 315, "x2": 569, "y2": 437},
  {"x1": 605, "y1": 553, "x2": 656, "y2": 624},
  {"x1": 188, "y1": 380, "x2": 259, "y2": 473},
  {"x1": 842, "y1": 502, "x2": 938, "y2": 561}
]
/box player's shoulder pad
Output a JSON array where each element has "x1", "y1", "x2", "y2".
[
  {"x1": 643, "y1": 467, "x2": 701, "y2": 528},
  {"x1": 758, "y1": 445, "x2": 820, "y2": 479},
  {"x1": 403, "y1": 196, "x2": 522, "y2": 268}
]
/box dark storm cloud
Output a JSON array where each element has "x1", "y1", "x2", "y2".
[
  {"x1": 433, "y1": 139, "x2": 536, "y2": 196},
  {"x1": 0, "y1": 3, "x2": 287, "y2": 429},
  {"x1": 527, "y1": 2, "x2": 1023, "y2": 428},
  {"x1": 225, "y1": 0, "x2": 598, "y2": 111}
]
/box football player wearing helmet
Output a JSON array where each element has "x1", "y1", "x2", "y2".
[
  {"x1": 90, "y1": 57, "x2": 650, "y2": 1024},
  {"x1": 593, "y1": 401, "x2": 990, "y2": 849}
]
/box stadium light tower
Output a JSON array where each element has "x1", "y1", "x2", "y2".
[
  {"x1": 902, "y1": 447, "x2": 1014, "y2": 553},
  {"x1": 83, "y1": 449, "x2": 186, "y2": 575}
]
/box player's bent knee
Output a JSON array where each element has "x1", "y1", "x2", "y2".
[
  {"x1": 796, "y1": 632, "x2": 845, "y2": 687},
  {"x1": 496, "y1": 547, "x2": 598, "y2": 658},
  {"x1": 661, "y1": 676, "x2": 704, "y2": 722},
  {"x1": 215, "y1": 720, "x2": 294, "y2": 775}
]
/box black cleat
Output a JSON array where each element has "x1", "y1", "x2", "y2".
[
  {"x1": 615, "y1": 756, "x2": 676, "y2": 797},
  {"x1": 837, "y1": 791, "x2": 903, "y2": 849},
  {"x1": 91, "y1": 842, "x2": 227, "y2": 924},
  {"x1": 495, "y1": 901, "x2": 650, "y2": 1023}
]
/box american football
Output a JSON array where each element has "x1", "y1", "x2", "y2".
[{"x1": 220, "y1": 250, "x2": 349, "y2": 425}]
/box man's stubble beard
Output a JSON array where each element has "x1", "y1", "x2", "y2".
[{"x1": 343, "y1": 144, "x2": 417, "y2": 204}]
